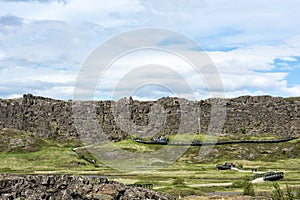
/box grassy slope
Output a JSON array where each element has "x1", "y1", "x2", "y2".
[{"x1": 0, "y1": 129, "x2": 110, "y2": 173}]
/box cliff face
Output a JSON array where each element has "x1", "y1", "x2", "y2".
[{"x1": 0, "y1": 94, "x2": 299, "y2": 140}]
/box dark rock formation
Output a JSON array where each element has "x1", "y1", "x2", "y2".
[
  {"x1": 0, "y1": 174, "x2": 174, "y2": 200},
  {"x1": 0, "y1": 94, "x2": 299, "y2": 141}
]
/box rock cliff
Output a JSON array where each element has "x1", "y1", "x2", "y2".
[{"x1": 0, "y1": 94, "x2": 299, "y2": 141}]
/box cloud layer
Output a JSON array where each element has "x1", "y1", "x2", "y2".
[{"x1": 0, "y1": 0, "x2": 300, "y2": 100}]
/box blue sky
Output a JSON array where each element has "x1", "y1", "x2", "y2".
[{"x1": 0, "y1": 0, "x2": 300, "y2": 100}]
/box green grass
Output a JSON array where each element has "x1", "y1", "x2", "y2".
[
  {"x1": 284, "y1": 97, "x2": 300, "y2": 103},
  {"x1": 0, "y1": 146, "x2": 103, "y2": 173},
  {"x1": 0, "y1": 129, "x2": 299, "y2": 198},
  {"x1": 0, "y1": 129, "x2": 108, "y2": 173},
  {"x1": 109, "y1": 138, "x2": 300, "y2": 197},
  {"x1": 168, "y1": 133, "x2": 219, "y2": 142},
  {"x1": 113, "y1": 139, "x2": 164, "y2": 152},
  {"x1": 165, "y1": 133, "x2": 289, "y2": 142}
]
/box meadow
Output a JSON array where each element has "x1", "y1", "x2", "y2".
[{"x1": 1, "y1": 129, "x2": 299, "y2": 199}]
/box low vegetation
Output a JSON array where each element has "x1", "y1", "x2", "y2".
[
  {"x1": 243, "y1": 176, "x2": 255, "y2": 196},
  {"x1": 0, "y1": 129, "x2": 299, "y2": 199},
  {"x1": 284, "y1": 97, "x2": 300, "y2": 104},
  {"x1": 271, "y1": 183, "x2": 300, "y2": 200}
]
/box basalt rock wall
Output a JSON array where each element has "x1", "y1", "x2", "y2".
[{"x1": 0, "y1": 94, "x2": 299, "y2": 141}]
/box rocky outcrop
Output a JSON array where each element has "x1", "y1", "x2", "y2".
[
  {"x1": 222, "y1": 96, "x2": 300, "y2": 136},
  {"x1": 0, "y1": 174, "x2": 174, "y2": 200},
  {"x1": 0, "y1": 94, "x2": 299, "y2": 141}
]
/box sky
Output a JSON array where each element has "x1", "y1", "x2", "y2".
[{"x1": 0, "y1": 0, "x2": 300, "y2": 100}]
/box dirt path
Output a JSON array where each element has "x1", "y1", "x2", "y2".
[
  {"x1": 251, "y1": 177, "x2": 264, "y2": 183},
  {"x1": 230, "y1": 167, "x2": 253, "y2": 173},
  {"x1": 188, "y1": 182, "x2": 233, "y2": 187},
  {"x1": 187, "y1": 177, "x2": 265, "y2": 188}
]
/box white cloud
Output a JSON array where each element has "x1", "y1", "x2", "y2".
[
  {"x1": 281, "y1": 85, "x2": 300, "y2": 96},
  {"x1": 0, "y1": 0, "x2": 144, "y2": 27},
  {"x1": 90, "y1": 38, "x2": 300, "y2": 100},
  {"x1": 207, "y1": 37, "x2": 300, "y2": 97},
  {"x1": 36, "y1": 85, "x2": 74, "y2": 99},
  {"x1": 0, "y1": 64, "x2": 76, "y2": 99},
  {"x1": 137, "y1": 0, "x2": 300, "y2": 45},
  {"x1": 0, "y1": 0, "x2": 300, "y2": 100}
]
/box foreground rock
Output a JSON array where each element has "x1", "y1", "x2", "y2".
[{"x1": 0, "y1": 174, "x2": 174, "y2": 200}]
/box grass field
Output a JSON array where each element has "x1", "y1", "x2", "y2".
[{"x1": 1, "y1": 129, "x2": 299, "y2": 199}]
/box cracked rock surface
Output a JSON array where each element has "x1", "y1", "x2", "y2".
[{"x1": 0, "y1": 174, "x2": 174, "y2": 200}]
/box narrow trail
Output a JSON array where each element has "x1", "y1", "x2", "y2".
[
  {"x1": 230, "y1": 167, "x2": 253, "y2": 173},
  {"x1": 188, "y1": 182, "x2": 233, "y2": 187},
  {"x1": 187, "y1": 177, "x2": 265, "y2": 188},
  {"x1": 72, "y1": 144, "x2": 96, "y2": 151},
  {"x1": 187, "y1": 168, "x2": 268, "y2": 188},
  {"x1": 251, "y1": 177, "x2": 264, "y2": 183}
]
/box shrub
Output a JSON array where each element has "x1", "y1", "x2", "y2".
[
  {"x1": 296, "y1": 188, "x2": 300, "y2": 199},
  {"x1": 241, "y1": 128, "x2": 246, "y2": 134},
  {"x1": 270, "y1": 183, "x2": 300, "y2": 200},
  {"x1": 271, "y1": 183, "x2": 284, "y2": 200},
  {"x1": 172, "y1": 178, "x2": 185, "y2": 186},
  {"x1": 286, "y1": 184, "x2": 295, "y2": 200},
  {"x1": 243, "y1": 176, "x2": 255, "y2": 196},
  {"x1": 231, "y1": 180, "x2": 244, "y2": 188},
  {"x1": 238, "y1": 163, "x2": 243, "y2": 169}
]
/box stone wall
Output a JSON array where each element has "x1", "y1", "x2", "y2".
[
  {"x1": 0, "y1": 174, "x2": 174, "y2": 200},
  {"x1": 0, "y1": 94, "x2": 299, "y2": 141}
]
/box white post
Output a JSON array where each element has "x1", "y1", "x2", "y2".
[{"x1": 197, "y1": 116, "x2": 201, "y2": 135}]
